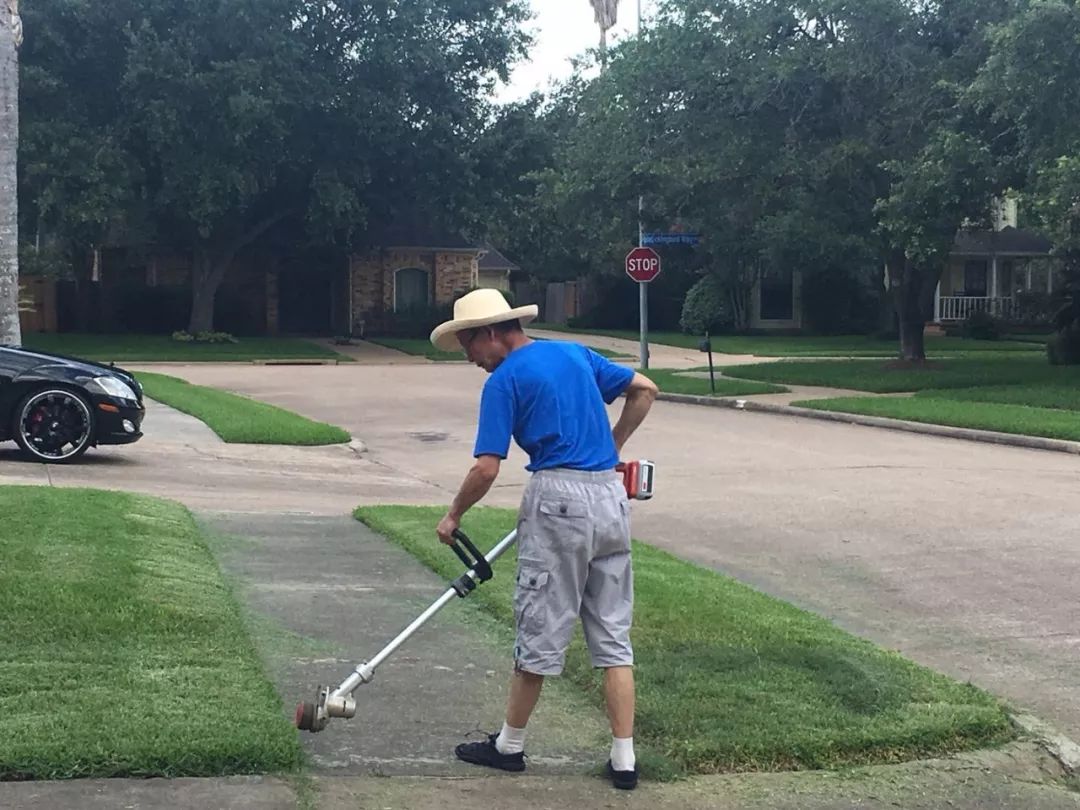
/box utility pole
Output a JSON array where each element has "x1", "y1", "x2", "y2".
[
  {"x1": 592, "y1": 1, "x2": 649, "y2": 368},
  {"x1": 636, "y1": 1, "x2": 648, "y2": 369}
]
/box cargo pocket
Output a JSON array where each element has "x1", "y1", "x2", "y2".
[
  {"x1": 594, "y1": 497, "x2": 631, "y2": 558},
  {"x1": 513, "y1": 565, "x2": 551, "y2": 640},
  {"x1": 536, "y1": 498, "x2": 589, "y2": 552}
]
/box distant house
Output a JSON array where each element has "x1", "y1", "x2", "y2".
[
  {"x1": 347, "y1": 219, "x2": 486, "y2": 336},
  {"x1": 18, "y1": 216, "x2": 520, "y2": 337},
  {"x1": 932, "y1": 199, "x2": 1056, "y2": 325},
  {"x1": 476, "y1": 243, "x2": 520, "y2": 292},
  {"x1": 739, "y1": 198, "x2": 1057, "y2": 333}
]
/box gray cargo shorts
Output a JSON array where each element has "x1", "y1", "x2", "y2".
[{"x1": 512, "y1": 467, "x2": 634, "y2": 676}]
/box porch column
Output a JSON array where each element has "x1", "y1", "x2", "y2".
[
  {"x1": 345, "y1": 255, "x2": 353, "y2": 337},
  {"x1": 933, "y1": 280, "x2": 941, "y2": 322},
  {"x1": 990, "y1": 255, "x2": 998, "y2": 298},
  {"x1": 1048, "y1": 265, "x2": 1054, "y2": 294},
  {"x1": 1026, "y1": 264, "x2": 1032, "y2": 291}
]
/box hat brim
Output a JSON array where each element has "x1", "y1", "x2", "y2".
[{"x1": 430, "y1": 305, "x2": 539, "y2": 352}]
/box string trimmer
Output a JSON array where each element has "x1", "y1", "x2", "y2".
[{"x1": 295, "y1": 459, "x2": 655, "y2": 734}]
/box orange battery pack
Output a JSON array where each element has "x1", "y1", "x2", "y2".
[{"x1": 616, "y1": 459, "x2": 655, "y2": 500}]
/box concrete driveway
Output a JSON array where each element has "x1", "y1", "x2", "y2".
[{"x1": 97, "y1": 360, "x2": 1080, "y2": 750}]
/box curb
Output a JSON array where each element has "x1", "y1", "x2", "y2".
[
  {"x1": 1012, "y1": 713, "x2": 1080, "y2": 775},
  {"x1": 250, "y1": 358, "x2": 346, "y2": 366},
  {"x1": 656, "y1": 392, "x2": 1080, "y2": 456},
  {"x1": 125, "y1": 359, "x2": 349, "y2": 366}
]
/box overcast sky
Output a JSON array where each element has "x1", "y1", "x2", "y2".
[{"x1": 493, "y1": 0, "x2": 652, "y2": 103}]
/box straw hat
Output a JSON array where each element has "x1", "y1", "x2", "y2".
[{"x1": 429, "y1": 288, "x2": 539, "y2": 352}]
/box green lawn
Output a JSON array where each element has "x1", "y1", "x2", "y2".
[
  {"x1": 721, "y1": 356, "x2": 1080, "y2": 393},
  {"x1": 136, "y1": 371, "x2": 351, "y2": 445},
  {"x1": 354, "y1": 505, "x2": 1013, "y2": 777},
  {"x1": 794, "y1": 397, "x2": 1080, "y2": 443},
  {"x1": 0, "y1": 486, "x2": 303, "y2": 780},
  {"x1": 644, "y1": 368, "x2": 787, "y2": 397},
  {"x1": 916, "y1": 384, "x2": 1080, "y2": 411},
  {"x1": 22, "y1": 333, "x2": 350, "y2": 363},
  {"x1": 532, "y1": 324, "x2": 1041, "y2": 357}
]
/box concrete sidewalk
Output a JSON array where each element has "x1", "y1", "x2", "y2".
[
  {"x1": 310, "y1": 337, "x2": 432, "y2": 364},
  {"x1": 527, "y1": 327, "x2": 770, "y2": 369},
  {"x1": 199, "y1": 511, "x2": 610, "y2": 778}
]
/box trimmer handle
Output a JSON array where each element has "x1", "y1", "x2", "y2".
[{"x1": 449, "y1": 529, "x2": 493, "y2": 597}]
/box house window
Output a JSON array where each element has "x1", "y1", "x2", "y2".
[
  {"x1": 759, "y1": 268, "x2": 794, "y2": 321},
  {"x1": 963, "y1": 261, "x2": 987, "y2": 296},
  {"x1": 394, "y1": 267, "x2": 430, "y2": 311}
]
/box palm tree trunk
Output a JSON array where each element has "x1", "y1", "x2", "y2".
[{"x1": 0, "y1": 0, "x2": 22, "y2": 347}]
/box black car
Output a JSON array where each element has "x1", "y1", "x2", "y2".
[{"x1": 0, "y1": 345, "x2": 145, "y2": 463}]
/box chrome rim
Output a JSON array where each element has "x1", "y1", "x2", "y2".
[{"x1": 18, "y1": 390, "x2": 93, "y2": 460}]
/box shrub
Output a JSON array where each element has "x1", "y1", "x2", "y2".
[
  {"x1": 382, "y1": 304, "x2": 453, "y2": 339},
  {"x1": 1047, "y1": 321, "x2": 1080, "y2": 365},
  {"x1": 1014, "y1": 290, "x2": 1065, "y2": 326},
  {"x1": 679, "y1": 274, "x2": 733, "y2": 335},
  {"x1": 171, "y1": 330, "x2": 238, "y2": 344},
  {"x1": 961, "y1": 309, "x2": 1005, "y2": 341}
]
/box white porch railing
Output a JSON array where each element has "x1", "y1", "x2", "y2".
[{"x1": 937, "y1": 296, "x2": 1018, "y2": 322}]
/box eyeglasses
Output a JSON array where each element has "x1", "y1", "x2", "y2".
[{"x1": 459, "y1": 329, "x2": 482, "y2": 355}]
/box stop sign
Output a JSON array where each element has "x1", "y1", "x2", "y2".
[{"x1": 625, "y1": 246, "x2": 661, "y2": 283}]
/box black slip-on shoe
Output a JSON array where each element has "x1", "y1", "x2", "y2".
[
  {"x1": 455, "y1": 732, "x2": 526, "y2": 772},
  {"x1": 606, "y1": 758, "x2": 639, "y2": 790}
]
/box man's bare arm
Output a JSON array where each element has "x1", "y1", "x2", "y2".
[
  {"x1": 437, "y1": 454, "x2": 502, "y2": 543},
  {"x1": 612, "y1": 372, "x2": 658, "y2": 454}
]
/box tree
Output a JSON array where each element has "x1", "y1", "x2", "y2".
[
  {"x1": 550, "y1": 0, "x2": 1029, "y2": 355},
  {"x1": 875, "y1": 130, "x2": 997, "y2": 359},
  {"x1": 972, "y1": 0, "x2": 1080, "y2": 363},
  {"x1": 868, "y1": 0, "x2": 1021, "y2": 360},
  {"x1": 0, "y1": 0, "x2": 22, "y2": 347},
  {"x1": 522, "y1": 0, "x2": 928, "y2": 333},
  {"x1": 19, "y1": 0, "x2": 530, "y2": 333}
]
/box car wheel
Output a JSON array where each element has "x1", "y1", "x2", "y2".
[{"x1": 13, "y1": 387, "x2": 96, "y2": 463}]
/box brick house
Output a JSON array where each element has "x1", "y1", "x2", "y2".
[
  {"x1": 19, "y1": 220, "x2": 515, "y2": 338},
  {"x1": 347, "y1": 222, "x2": 484, "y2": 337}
]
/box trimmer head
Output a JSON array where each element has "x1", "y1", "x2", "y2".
[
  {"x1": 294, "y1": 700, "x2": 317, "y2": 732},
  {"x1": 294, "y1": 685, "x2": 355, "y2": 733}
]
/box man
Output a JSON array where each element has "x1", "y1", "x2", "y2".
[{"x1": 430, "y1": 288, "x2": 658, "y2": 790}]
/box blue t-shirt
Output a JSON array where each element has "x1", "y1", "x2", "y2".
[{"x1": 473, "y1": 341, "x2": 635, "y2": 472}]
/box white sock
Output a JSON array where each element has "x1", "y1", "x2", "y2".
[
  {"x1": 495, "y1": 721, "x2": 526, "y2": 755},
  {"x1": 611, "y1": 736, "x2": 635, "y2": 771}
]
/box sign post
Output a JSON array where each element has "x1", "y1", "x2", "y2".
[{"x1": 625, "y1": 245, "x2": 662, "y2": 368}]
